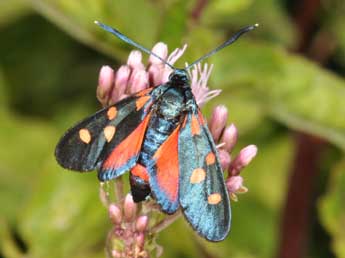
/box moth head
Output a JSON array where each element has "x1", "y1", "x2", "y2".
[{"x1": 169, "y1": 69, "x2": 189, "y2": 86}]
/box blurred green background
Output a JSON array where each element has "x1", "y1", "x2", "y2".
[{"x1": 1, "y1": 0, "x2": 345, "y2": 258}]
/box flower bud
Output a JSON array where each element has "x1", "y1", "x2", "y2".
[
  {"x1": 229, "y1": 145, "x2": 257, "y2": 176},
  {"x1": 209, "y1": 105, "x2": 228, "y2": 142},
  {"x1": 129, "y1": 69, "x2": 149, "y2": 94},
  {"x1": 110, "y1": 65, "x2": 130, "y2": 104},
  {"x1": 148, "y1": 64, "x2": 163, "y2": 85},
  {"x1": 97, "y1": 66, "x2": 115, "y2": 105},
  {"x1": 135, "y1": 232, "x2": 145, "y2": 248},
  {"x1": 109, "y1": 204, "x2": 122, "y2": 225},
  {"x1": 127, "y1": 50, "x2": 145, "y2": 70},
  {"x1": 136, "y1": 215, "x2": 149, "y2": 232},
  {"x1": 226, "y1": 176, "x2": 243, "y2": 194},
  {"x1": 218, "y1": 149, "x2": 231, "y2": 171},
  {"x1": 221, "y1": 124, "x2": 238, "y2": 152},
  {"x1": 123, "y1": 194, "x2": 137, "y2": 221},
  {"x1": 149, "y1": 42, "x2": 168, "y2": 65}
]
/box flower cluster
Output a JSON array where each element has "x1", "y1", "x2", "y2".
[
  {"x1": 97, "y1": 42, "x2": 257, "y2": 257},
  {"x1": 97, "y1": 43, "x2": 188, "y2": 106},
  {"x1": 105, "y1": 194, "x2": 149, "y2": 258}
]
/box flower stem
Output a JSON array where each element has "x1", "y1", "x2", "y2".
[
  {"x1": 151, "y1": 211, "x2": 181, "y2": 234},
  {"x1": 99, "y1": 182, "x2": 111, "y2": 207},
  {"x1": 114, "y1": 177, "x2": 124, "y2": 202},
  {"x1": 276, "y1": 133, "x2": 324, "y2": 258}
]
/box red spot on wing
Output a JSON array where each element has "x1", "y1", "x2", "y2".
[
  {"x1": 136, "y1": 96, "x2": 151, "y2": 111},
  {"x1": 153, "y1": 125, "x2": 180, "y2": 202},
  {"x1": 102, "y1": 114, "x2": 151, "y2": 170},
  {"x1": 191, "y1": 115, "x2": 201, "y2": 136},
  {"x1": 131, "y1": 164, "x2": 149, "y2": 181}
]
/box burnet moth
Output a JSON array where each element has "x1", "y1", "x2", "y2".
[{"x1": 55, "y1": 21, "x2": 258, "y2": 241}]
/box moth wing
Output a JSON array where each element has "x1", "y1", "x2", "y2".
[
  {"x1": 178, "y1": 111, "x2": 231, "y2": 241},
  {"x1": 147, "y1": 124, "x2": 181, "y2": 214},
  {"x1": 55, "y1": 86, "x2": 166, "y2": 179}
]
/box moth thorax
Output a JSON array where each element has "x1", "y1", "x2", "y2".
[{"x1": 169, "y1": 69, "x2": 190, "y2": 87}]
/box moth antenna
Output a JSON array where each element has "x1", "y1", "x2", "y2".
[
  {"x1": 95, "y1": 21, "x2": 175, "y2": 70},
  {"x1": 185, "y1": 24, "x2": 259, "y2": 70}
]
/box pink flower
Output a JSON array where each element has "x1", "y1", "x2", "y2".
[
  {"x1": 221, "y1": 124, "x2": 238, "y2": 152},
  {"x1": 97, "y1": 66, "x2": 115, "y2": 105},
  {"x1": 105, "y1": 194, "x2": 149, "y2": 258},
  {"x1": 226, "y1": 176, "x2": 248, "y2": 202},
  {"x1": 97, "y1": 42, "x2": 187, "y2": 107},
  {"x1": 189, "y1": 63, "x2": 221, "y2": 107},
  {"x1": 229, "y1": 145, "x2": 258, "y2": 176},
  {"x1": 209, "y1": 105, "x2": 228, "y2": 142},
  {"x1": 109, "y1": 204, "x2": 122, "y2": 225}
]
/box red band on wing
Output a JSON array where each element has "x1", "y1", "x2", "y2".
[
  {"x1": 182, "y1": 115, "x2": 188, "y2": 128},
  {"x1": 135, "y1": 87, "x2": 153, "y2": 97},
  {"x1": 153, "y1": 125, "x2": 180, "y2": 202},
  {"x1": 131, "y1": 164, "x2": 149, "y2": 181},
  {"x1": 102, "y1": 113, "x2": 151, "y2": 170},
  {"x1": 197, "y1": 110, "x2": 206, "y2": 125}
]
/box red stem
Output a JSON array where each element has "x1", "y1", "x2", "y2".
[
  {"x1": 191, "y1": 0, "x2": 208, "y2": 22},
  {"x1": 276, "y1": 133, "x2": 324, "y2": 258},
  {"x1": 276, "y1": 1, "x2": 326, "y2": 258},
  {"x1": 294, "y1": 0, "x2": 321, "y2": 52}
]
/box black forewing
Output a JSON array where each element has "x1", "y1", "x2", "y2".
[
  {"x1": 178, "y1": 111, "x2": 231, "y2": 242},
  {"x1": 55, "y1": 85, "x2": 169, "y2": 172}
]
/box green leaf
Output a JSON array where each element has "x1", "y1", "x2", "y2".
[
  {"x1": 27, "y1": 0, "x2": 162, "y2": 60},
  {"x1": 0, "y1": 67, "x2": 8, "y2": 111},
  {"x1": 204, "y1": 0, "x2": 253, "y2": 16},
  {"x1": 0, "y1": 219, "x2": 24, "y2": 258},
  {"x1": 157, "y1": 0, "x2": 191, "y2": 47},
  {"x1": 158, "y1": 218, "x2": 203, "y2": 258},
  {"x1": 0, "y1": 112, "x2": 57, "y2": 222},
  {"x1": 0, "y1": 101, "x2": 108, "y2": 257},
  {"x1": 18, "y1": 158, "x2": 108, "y2": 258},
  {"x1": 0, "y1": 0, "x2": 32, "y2": 27},
  {"x1": 319, "y1": 159, "x2": 345, "y2": 258},
  {"x1": 212, "y1": 41, "x2": 345, "y2": 151},
  {"x1": 202, "y1": 0, "x2": 297, "y2": 47}
]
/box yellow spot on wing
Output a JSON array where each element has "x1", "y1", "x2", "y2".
[
  {"x1": 79, "y1": 128, "x2": 91, "y2": 144},
  {"x1": 104, "y1": 126, "x2": 116, "y2": 142},
  {"x1": 190, "y1": 168, "x2": 206, "y2": 184},
  {"x1": 107, "y1": 107, "x2": 117, "y2": 120},
  {"x1": 208, "y1": 193, "x2": 222, "y2": 205}
]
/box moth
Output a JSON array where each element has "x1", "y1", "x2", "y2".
[{"x1": 55, "y1": 21, "x2": 257, "y2": 241}]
